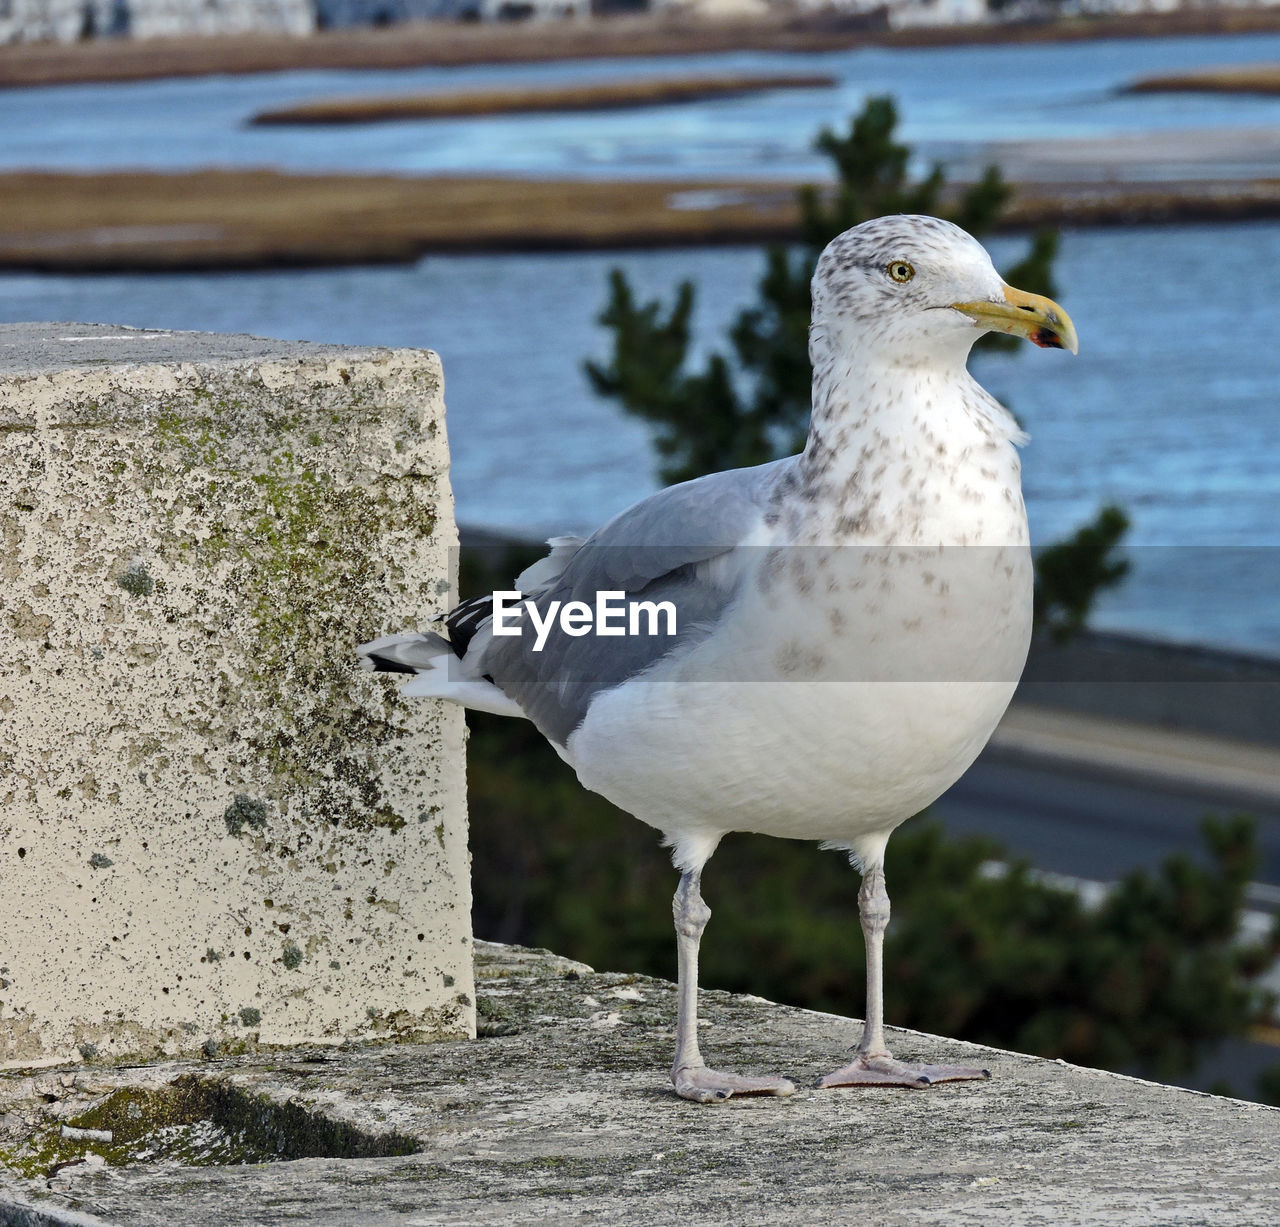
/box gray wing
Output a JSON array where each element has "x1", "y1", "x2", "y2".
[{"x1": 476, "y1": 456, "x2": 794, "y2": 746}]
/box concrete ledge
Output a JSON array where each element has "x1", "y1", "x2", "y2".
[
  {"x1": 2, "y1": 942, "x2": 1277, "y2": 1225},
  {"x1": 1, "y1": 323, "x2": 471, "y2": 1067}
]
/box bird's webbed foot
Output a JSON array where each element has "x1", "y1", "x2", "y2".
[
  {"x1": 815, "y1": 1051, "x2": 990, "y2": 1090},
  {"x1": 673, "y1": 1063, "x2": 797, "y2": 1104}
]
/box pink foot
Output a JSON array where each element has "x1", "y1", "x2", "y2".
[
  {"x1": 673, "y1": 1064, "x2": 797, "y2": 1103},
  {"x1": 816, "y1": 1052, "x2": 990, "y2": 1090}
]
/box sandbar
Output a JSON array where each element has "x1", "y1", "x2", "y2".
[
  {"x1": 4, "y1": 168, "x2": 1280, "y2": 272},
  {"x1": 250, "y1": 73, "x2": 837, "y2": 125}
]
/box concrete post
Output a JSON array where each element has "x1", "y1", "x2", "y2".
[{"x1": 0, "y1": 323, "x2": 473, "y2": 1067}]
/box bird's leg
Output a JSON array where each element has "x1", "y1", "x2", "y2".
[
  {"x1": 671, "y1": 869, "x2": 796, "y2": 1103},
  {"x1": 855, "y1": 861, "x2": 892, "y2": 1058},
  {"x1": 817, "y1": 861, "x2": 990, "y2": 1090}
]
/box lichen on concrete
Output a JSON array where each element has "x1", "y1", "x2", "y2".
[
  {"x1": 113, "y1": 559, "x2": 154, "y2": 598},
  {"x1": 0, "y1": 1075, "x2": 419, "y2": 1181},
  {"x1": 222, "y1": 795, "x2": 268, "y2": 837},
  {"x1": 0, "y1": 323, "x2": 473, "y2": 1069}
]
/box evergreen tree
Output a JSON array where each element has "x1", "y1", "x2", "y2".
[
  {"x1": 585, "y1": 96, "x2": 1124, "y2": 636},
  {"x1": 1257, "y1": 1063, "x2": 1280, "y2": 1107},
  {"x1": 1034, "y1": 504, "x2": 1132, "y2": 642}
]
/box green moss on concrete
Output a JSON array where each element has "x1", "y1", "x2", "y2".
[
  {"x1": 146, "y1": 383, "x2": 442, "y2": 833},
  {"x1": 0, "y1": 1076, "x2": 421, "y2": 1178},
  {"x1": 475, "y1": 996, "x2": 522, "y2": 1038}
]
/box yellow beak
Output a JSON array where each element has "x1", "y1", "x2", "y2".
[{"x1": 951, "y1": 284, "x2": 1079, "y2": 354}]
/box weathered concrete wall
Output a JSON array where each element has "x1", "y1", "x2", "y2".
[
  {"x1": 0, "y1": 322, "x2": 473, "y2": 1068},
  {"x1": 1, "y1": 942, "x2": 1277, "y2": 1225}
]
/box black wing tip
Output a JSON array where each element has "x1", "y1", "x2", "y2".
[
  {"x1": 363, "y1": 655, "x2": 420, "y2": 675},
  {"x1": 446, "y1": 593, "x2": 500, "y2": 659}
]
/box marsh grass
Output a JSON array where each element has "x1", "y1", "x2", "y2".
[
  {"x1": 1128, "y1": 64, "x2": 1280, "y2": 95},
  {"x1": 7, "y1": 169, "x2": 1280, "y2": 272},
  {"x1": 249, "y1": 73, "x2": 837, "y2": 126}
]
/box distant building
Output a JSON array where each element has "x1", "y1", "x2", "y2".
[
  {"x1": 16, "y1": 0, "x2": 1277, "y2": 45},
  {"x1": 650, "y1": 0, "x2": 770, "y2": 16},
  {"x1": 313, "y1": 0, "x2": 451, "y2": 25},
  {"x1": 314, "y1": 0, "x2": 584, "y2": 22},
  {"x1": 0, "y1": 0, "x2": 313, "y2": 42},
  {"x1": 1068, "y1": 0, "x2": 1179, "y2": 12},
  {"x1": 135, "y1": 0, "x2": 313, "y2": 35},
  {"x1": 0, "y1": 0, "x2": 100, "y2": 42},
  {"x1": 887, "y1": 0, "x2": 987, "y2": 26},
  {"x1": 0, "y1": 0, "x2": 966, "y2": 42}
]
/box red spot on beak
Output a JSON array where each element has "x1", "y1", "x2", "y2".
[{"x1": 1030, "y1": 329, "x2": 1065, "y2": 350}]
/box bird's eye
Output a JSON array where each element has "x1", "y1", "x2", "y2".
[{"x1": 887, "y1": 261, "x2": 915, "y2": 283}]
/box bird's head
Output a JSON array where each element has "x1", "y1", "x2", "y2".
[{"x1": 810, "y1": 214, "x2": 1078, "y2": 367}]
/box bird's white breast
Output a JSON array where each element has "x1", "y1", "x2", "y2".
[{"x1": 568, "y1": 361, "x2": 1033, "y2": 857}]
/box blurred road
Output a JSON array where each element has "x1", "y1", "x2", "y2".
[
  {"x1": 935, "y1": 706, "x2": 1280, "y2": 903},
  {"x1": 936, "y1": 755, "x2": 1280, "y2": 902}
]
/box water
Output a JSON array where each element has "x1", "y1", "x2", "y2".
[
  {"x1": 5, "y1": 219, "x2": 1280, "y2": 651},
  {"x1": 4, "y1": 33, "x2": 1280, "y2": 650},
  {"x1": 9, "y1": 33, "x2": 1280, "y2": 178}
]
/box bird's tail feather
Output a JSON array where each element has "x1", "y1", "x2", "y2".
[
  {"x1": 356, "y1": 630, "x2": 525, "y2": 719},
  {"x1": 356, "y1": 631, "x2": 453, "y2": 675}
]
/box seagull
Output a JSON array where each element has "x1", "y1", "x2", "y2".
[{"x1": 358, "y1": 215, "x2": 1077, "y2": 1103}]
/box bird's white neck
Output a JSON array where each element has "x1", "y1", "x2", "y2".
[{"x1": 795, "y1": 347, "x2": 1028, "y2": 548}]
